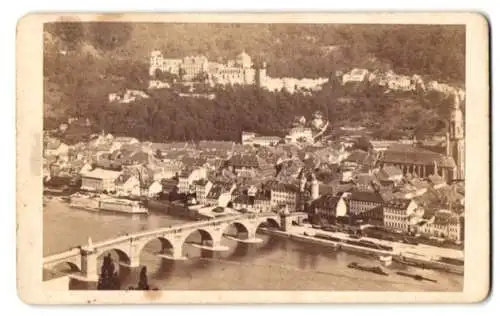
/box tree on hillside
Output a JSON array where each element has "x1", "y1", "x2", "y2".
[
  {"x1": 87, "y1": 22, "x2": 133, "y2": 51},
  {"x1": 353, "y1": 136, "x2": 373, "y2": 152},
  {"x1": 46, "y1": 22, "x2": 84, "y2": 50}
]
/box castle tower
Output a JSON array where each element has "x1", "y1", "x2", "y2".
[
  {"x1": 236, "y1": 51, "x2": 253, "y2": 69},
  {"x1": 149, "y1": 50, "x2": 163, "y2": 76},
  {"x1": 256, "y1": 61, "x2": 267, "y2": 88},
  {"x1": 448, "y1": 92, "x2": 465, "y2": 181}
]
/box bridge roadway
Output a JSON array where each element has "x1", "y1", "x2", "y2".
[{"x1": 43, "y1": 212, "x2": 307, "y2": 282}]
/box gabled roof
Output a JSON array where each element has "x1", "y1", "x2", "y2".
[
  {"x1": 228, "y1": 154, "x2": 260, "y2": 169},
  {"x1": 271, "y1": 182, "x2": 301, "y2": 194},
  {"x1": 312, "y1": 193, "x2": 341, "y2": 209},
  {"x1": 128, "y1": 151, "x2": 150, "y2": 164},
  {"x1": 318, "y1": 183, "x2": 333, "y2": 195},
  {"x1": 345, "y1": 150, "x2": 368, "y2": 164},
  {"x1": 82, "y1": 168, "x2": 122, "y2": 180},
  {"x1": 181, "y1": 156, "x2": 207, "y2": 168},
  {"x1": 348, "y1": 190, "x2": 384, "y2": 204},
  {"x1": 354, "y1": 173, "x2": 379, "y2": 188},
  {"x1": 233, "y1": 194, "x2": 253, "y2": 205},
  {"x1": 381, "y1": 144, "x2": 456, "y2": 168},
  {"x1": 152, "y1": 142, "x2": 188, "y2": 152},
  {"x1": 428, "y1": 173, "x2": 446, "y2": 185},
  {"x1": 384, "y1": 198, "x2": 413, "y2": 210},
  {"x1": 434, "y1": 210, "x2": 460, "y2": 225},
  {"x1": 331, "y1": 182, "x2": 355, "y2": 196},
  {"x1": 379, "y1": 165, "x2": 403, "y2": 179},
  {"x1": 161, "y1": 179, "x2": 178, "y2": 191},
  {"x1": 193, "y1": 178, "x2": 209, "y2": 186},
  {"x1": 115, "y1": 174, "x2": 136, "y2": 185}
]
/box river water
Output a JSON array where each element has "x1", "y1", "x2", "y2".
[{"x1": 43, "y1": 199, "x2": 463, "y2": 291}]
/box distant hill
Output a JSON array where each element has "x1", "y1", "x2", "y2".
[
  {"x1": 45, "y1": 22, "x2": 465, "y2": 79},
  {"x1": 43, "y1": 22, "x2": 465, "y2": 140}
]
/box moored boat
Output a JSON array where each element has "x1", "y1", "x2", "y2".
[
  {"x1": 396, "y1": 271, "x2": 437, "y2": 283},
  {"x1": 68, "y1": 193, "x2": 149, "y2": 214},
  {"x1": 99, "y1": 197, "x2": 149, "y2": 214},
  {"x1": 347, "y1": 262, "x2": 389, "y2": 276}
]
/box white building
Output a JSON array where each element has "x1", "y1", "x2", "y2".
[
  {"x1": 419, "y1": 210, "x2": 462, "y2": 242},
  {"x1": 151, "y1": 50, "x2": 263, "y2": 85},
  {"x1": 149, "y1": 50, "x2": 182, "y2": 76},
  {"x1": 146, "y1": 180, "x2": 163, "y2": 198},
  {"x1": 115, "y1": 174, "x2": 141, "y2": 197},
  {"x1": 285, "y1": 127, "x2": 313, "y2": 143},
  {"x1": 178, "y1": 167, "x2": 208, "y2": 194},
  {"x1": 342, "y1": 68, "x2": 369, "y2": 85},
  {"x1": 108, "y1": 90, "x2": 150, "y2": 104},
  {"x1": 208, "y1": 51, "x2": 258, "y2": 86},
  {"x1": 383, "y1": 199, "x2": 421, "y2": 232},
  {"x1": 241, "y1": 131, "x2": 281, "y2": 147},
  {"x1": 148, "y1": 80, "x2": 171, "y2": 90},
  {"x1": 81, "y1": 168, "x2": 122, "y2": 193}
]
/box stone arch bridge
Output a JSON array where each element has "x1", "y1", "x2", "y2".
[{"x1": 43, "y1": 212, "x2": 307, "y2": 282}]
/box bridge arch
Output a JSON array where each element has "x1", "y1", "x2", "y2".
[
  {"x1": 135, "y1": 236, "x2": 177, "y2": 258},
  {"x1": 220, "y1": 220, "x2": 252, "y2": 240},
  {"x1": 97, "y1": 247, "x2": 132, "y2": 267},
  {"x1": 258, "y1": 217, "x2": 280, "y2": 229},
  {"x1": 250, "y1": 216, "x2": 280, "y2": 236},
  {"x1": 180, "y1": 227, "x2": 220, "y2": 249},
  {"x1": 46, "y1": 261, "x2": 81, "y2": 275}
]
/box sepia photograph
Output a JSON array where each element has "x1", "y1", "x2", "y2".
[{"x1": 16, "y1": 13, "x2": 489, "y2": 304}]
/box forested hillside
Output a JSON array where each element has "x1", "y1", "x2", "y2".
[{"x1": 44, "y1": 22, "x2": 464, "y2": 141}]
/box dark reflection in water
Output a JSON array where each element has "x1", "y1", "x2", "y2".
[
  {"x1": 227, "y1": 243, "x2": 250, "y2": 260},
  {"x1": 111, "y1": 234, "x2": 283, "y2": 289}
]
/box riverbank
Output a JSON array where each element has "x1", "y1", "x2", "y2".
[{"x1": 261, "y1": 227, "x2": 464, "y2": 275}]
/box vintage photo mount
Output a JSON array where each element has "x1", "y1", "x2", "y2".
[{"x1": 16, "y1": 12, "x2": 490, "y2": 304}]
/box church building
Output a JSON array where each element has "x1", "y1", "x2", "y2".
[{"x1": 378, "y1": 92, "x2": 465, "y2": 183}]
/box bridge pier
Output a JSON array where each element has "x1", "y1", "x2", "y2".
[
  {"x1": 188, "y1": 235, "x2": 230, "y2": 252},
  {"x1": 119, "y1": 255, "x2": 141, "y2": 268},
  {"x1": 156, "y1": 244, "x2": 187, "y2": 261},
  {"x1": 43, "y1": 213, "x2": 288, "y2": 284},
  {"x1": 79, "y1": 249, "x2": 99, "y2": 282},
  {"x1": 223, "y1": 232, "x2": 263, "y2": 244}
]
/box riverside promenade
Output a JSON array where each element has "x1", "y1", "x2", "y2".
[{"x1": 262, "y1": 225, "x2": 464, "y2": 274}]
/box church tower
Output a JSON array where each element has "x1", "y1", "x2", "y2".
[{"x1": 447, "y1": 92, "x2": 465, "y2": 181}]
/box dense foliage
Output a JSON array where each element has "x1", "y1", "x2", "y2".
[
  {"x1": 44, "y1": 22, "x2": 463, "y2": 141},
  {"x1": 74, "y1": 83, "x2": 451, "y2": 142}
]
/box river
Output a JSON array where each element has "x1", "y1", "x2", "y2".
[{"x1": 43, "y1": 199, "x2": 463, "y2": 291}]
